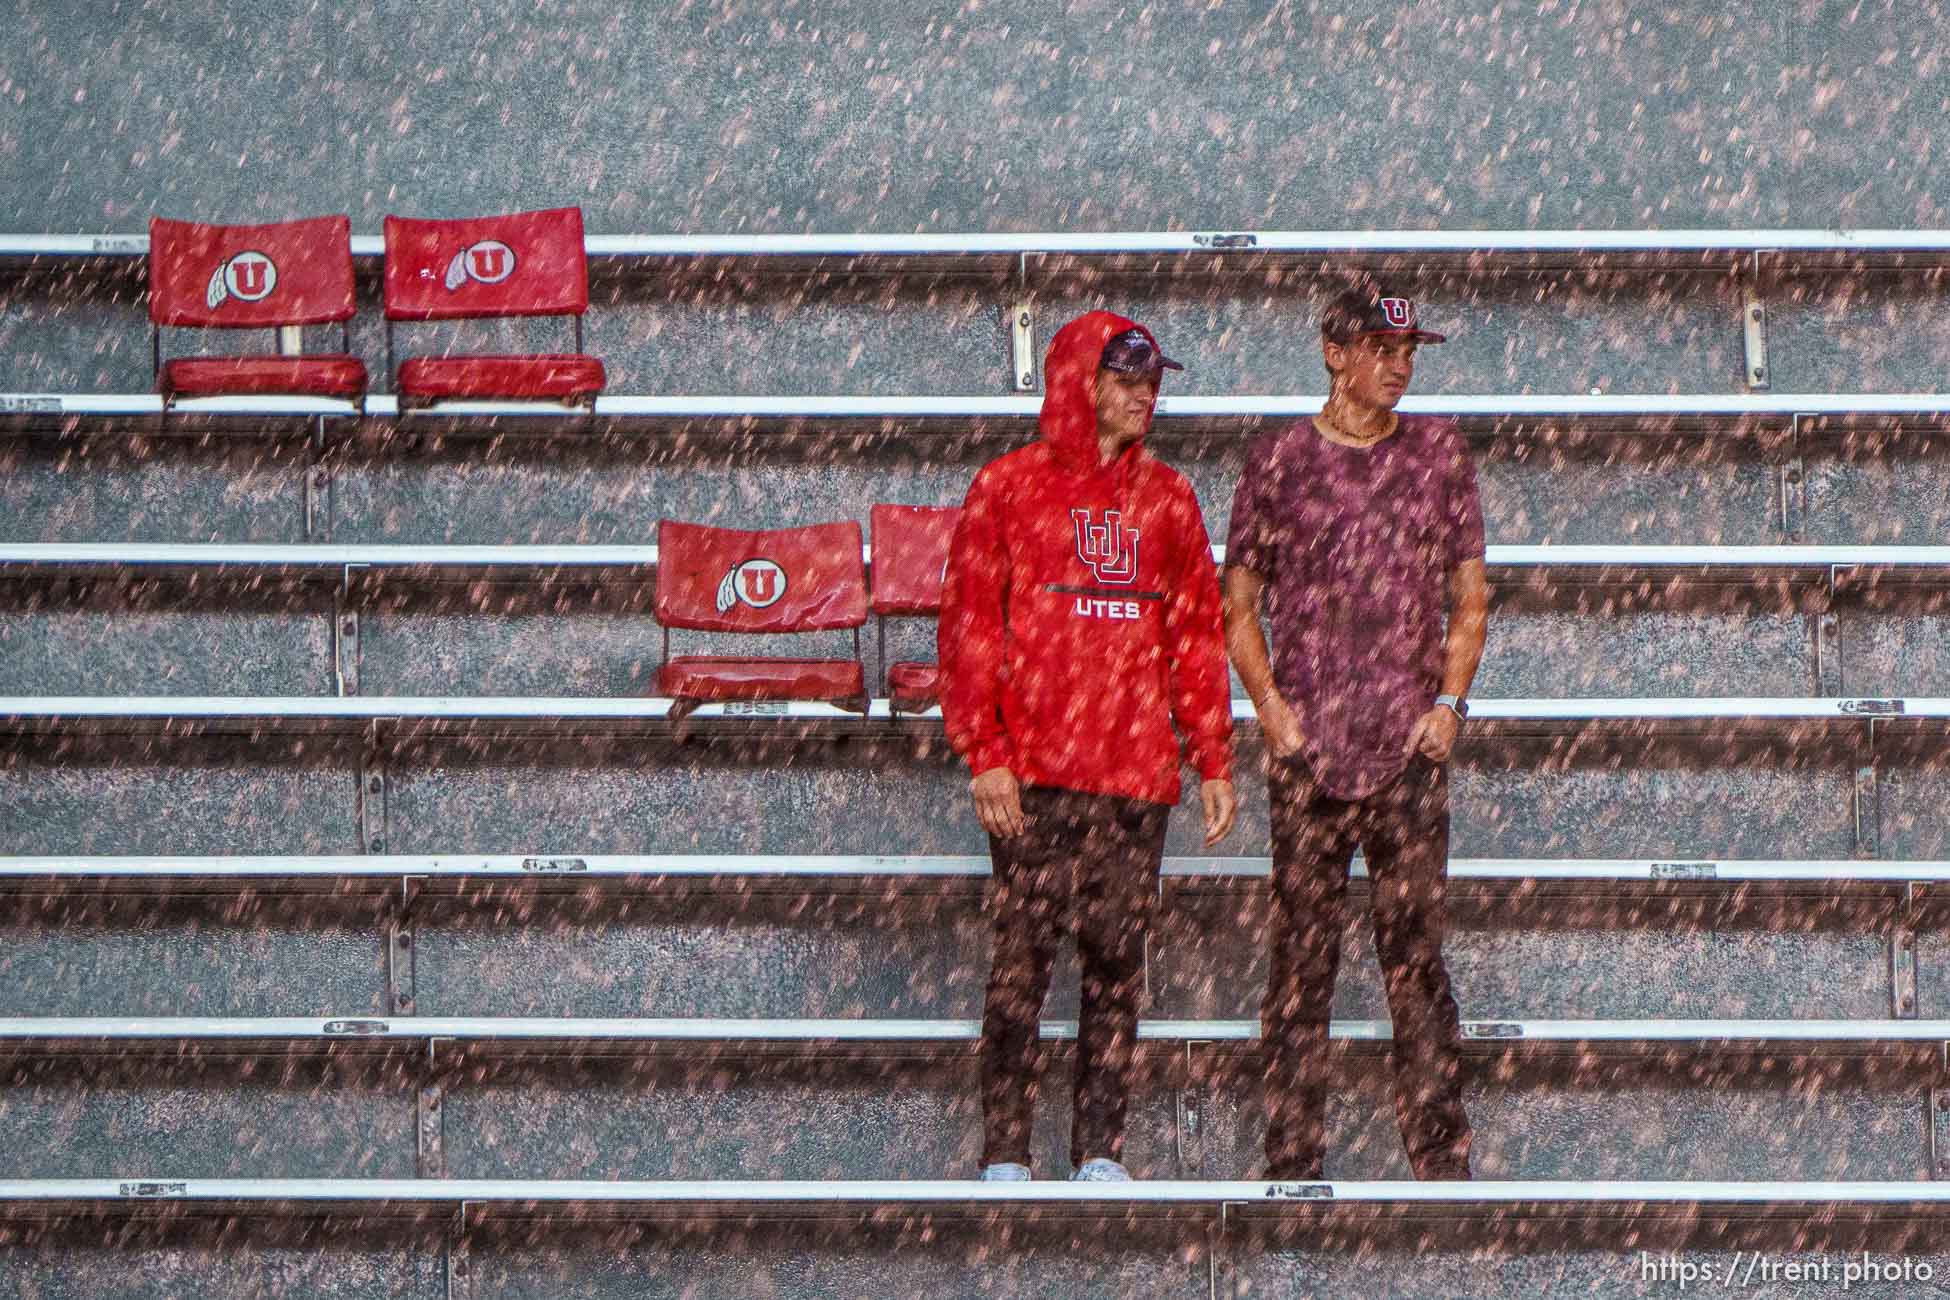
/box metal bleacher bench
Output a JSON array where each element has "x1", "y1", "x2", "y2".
[
  {"x1": 3, "y1": 852, "x2": 1943, "y2": 887},
  {"x1": 7, "y1": 1176, "x2": 1950, "y2": 1232},
  {"x1": 0, "y1": 693, "x2": 1936, "y2": 725},
  {"x1": 6, "y1": 391, "x2": 1950, "y2": 433},
  {"x1": 2, "y1": 1014, "x2": 1944, "y2": 1052},
  {"x1": 5, "y1": 541, "x2": 1950, "y2": 578}
]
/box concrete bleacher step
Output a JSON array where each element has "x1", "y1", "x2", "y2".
[
  {"x1": 3, "y1": 705, "x2": 1934, "y2": 1013},
  {"x1": 3, "y1": 1178, "x2": 1949, "y2": 1300},
  {"x1": 6, "y1": 711, "x2": 1936, "y2": 924},
  {"x1": 0, "y1": 851, "x2": 1922, "y2": 1028},
  {"x1": 0, "y1": 851, "x2": 1928, "y2": 1031},
  {"x1": 11, "y1": 543, "x2": 1950, "y2": 701},
  {"x1": 7, "y1": 390, "x2": 1942, "y2": 582},
  {"x1": 6, "y1": 748, "x2": 1922, "y2": 865},
  {"x1": 0, "y1": 1016, "x2": 1940, "y2": 1188}
]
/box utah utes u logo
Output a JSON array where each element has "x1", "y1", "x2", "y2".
[
  {"x1": 444, "y1": 239, "x2": 517, "y2": 290},
  {"x1": 715, "y1": 558, "x2": 787, "y2": 611},
  {"x1": 1379, "y1": 297, "x2": 1413, "y2": 327},
  {"x1": 205, "y1": 250, "x2": 277, "y2": 309},
  {"x1": 1071, "y1": 508, "x2": 1140, "y2": 585}
]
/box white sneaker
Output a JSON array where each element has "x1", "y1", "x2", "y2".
[
  {"x1": 1070, "y1": 1157, "x2": 1131, "y2": 1182},
  {"x1": 979, "y1": 1162, "x2": 1032, "y2": 1182}
]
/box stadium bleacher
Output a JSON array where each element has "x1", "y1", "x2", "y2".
[{"x1": 7, "y1": 220, "x2": 1950, "y2": 1296}]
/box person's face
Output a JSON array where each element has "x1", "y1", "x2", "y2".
[
  {"x1": 1091, "y1": 365, "x2": 1161, "y2": 448},
  {"x1": 1325, "y1": 333, "x2": 1417, "y2": 410}
]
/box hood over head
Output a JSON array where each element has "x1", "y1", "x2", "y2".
[{"x1": 1039, "y1": 310, "x2": 1169, "y2": 476}]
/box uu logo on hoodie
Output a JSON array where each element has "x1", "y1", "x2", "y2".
[
  {"x1": 715, "y1": 558, "x2": 787, "y2": 612},
  {"x1": 1071, "y1": 508, "x2": 1141, "y2": 585}
]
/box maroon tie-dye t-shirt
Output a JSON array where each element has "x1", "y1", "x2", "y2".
[{"x1": 1226, "y1": 415, "x2": 1485, "y2": 800}]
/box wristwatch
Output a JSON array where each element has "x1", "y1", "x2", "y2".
[{"x1": 1435, "y1": 694, "x2": 1468, "y2": 718}]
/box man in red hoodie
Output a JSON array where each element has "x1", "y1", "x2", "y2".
[{"x1": 939, "y1": 310, "x2": 1237, "y2": 1183}]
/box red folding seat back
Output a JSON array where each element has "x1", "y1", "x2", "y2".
[
  {"x1": 382, "y1": 206, "x2": 605, "y2": 406},
  {"x1": 869, "y1": 505, "x2": 960, "y2": 712},
  {"x1": 147, "y1": 215, "x2": 367, "y2": 402},
  {"x1": 382, "y1": 208, "x2": 590, "y2": 321},
  {"x1": 657, "y1": 521, "x2": 868, "y2": 633},
  {"x1": 869, "y1": 505, "x2": 960, "y2": 615},
  {"x1": 150, "y1": 215, "x2": 357, "y2": 328},
  {"x1": 655, "y1": 521, "x2": 869, "y2": 716}
]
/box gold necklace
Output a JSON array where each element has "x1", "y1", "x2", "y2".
[{"x1": 1315, "y1": 405, "x2": 1395, "y2": 447}]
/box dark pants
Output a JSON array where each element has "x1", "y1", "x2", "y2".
[
  {"x1": 1263, "y1": 752, "x2": 1473, "y2": 1180},
  {"x1": 980, "y1": 786, "x2": 1169, "y2": 1171}
]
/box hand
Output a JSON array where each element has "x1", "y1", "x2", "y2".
[
  {"x1": 1256, "y1": 693, "x2": 1306, "y2": 760},
  {"x1": 1200, "y1": 779, "x2": 1237, "y2": 847},
  {"x1": 971, "y1": 766, "x2": 1028, "y2": 838},
  {"x1": 1402, "y1": 704, "x2": 1461, "y2": 763}
]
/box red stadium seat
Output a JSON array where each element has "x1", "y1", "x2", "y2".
[
  {"x1": 885, "y1": 660, "x2": 941, "y2": 710},
  {"x1": 148, "y1": 215, "x2": 368, "y2": 405},
  {"x1": 382, "y1": 206, "x2": 605, "y2": 407},
  {"x1": 655, "y1": 520, "x2": 869, "y2": 719},
  {"x1": 869, "y1": 504, "x2": 960, "y2": 714},
  {"x1": 393, "y1": 356, "x2": 607, "y2": 404}
]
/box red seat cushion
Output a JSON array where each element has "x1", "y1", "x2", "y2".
[
  {"x1": 887, "y1": 661, "x2": 940, "y2": 709},
  {"x1": 396, "y1": 354, "x2": 605, "y2": 404},
  {"x1": 161, "y1": 355, "x2": 368, "y2": 401},
  {"x1": 658, "y1": 655, "x2": 865, "y2": 705}
]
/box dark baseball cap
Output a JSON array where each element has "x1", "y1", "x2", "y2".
[
  {"x1": 1100, "y1": 328, "x2": 1185, "y2": 374},
  {"x1": 1320, "y1": 289, "x2": 1447, "y2": 345}
]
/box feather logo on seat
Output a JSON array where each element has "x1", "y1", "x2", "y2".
[
  {"x1": 444, "y1": 239, "x2": 517, "y2": 290},
  {"x1": 716, "y1": 558, "x2": 787, "y2": 611},
  {"x1": 205, "y1": 250, "x2": 277, "y2": 309}
]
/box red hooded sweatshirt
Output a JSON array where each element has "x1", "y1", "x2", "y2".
[{"x1": 938, "y1": 310, "x2": 1235, "y2": 805}]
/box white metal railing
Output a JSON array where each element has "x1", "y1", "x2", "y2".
[
  {"x1": 8, "y1": 227, "x2": 1950, "y2": 262},
  {"x1": 0, "y1": 1015, "x2": 1939, "y2": 1046},
  {"x1": 0, "y1": 853, "x2": 1941, "y2": 886},
  {"x1": 8, "y1": 391, "x2": 1950, "y2": 424},
  {"x1": 0, "y1": 696, "x2": 1936, "y2": 726},
  {"x1": 4, "y1": 1176, "x2": 1950, "y2": 1210},
  {"x1": 5, "y1": 542, "x2": 1950, "y2": 575}
]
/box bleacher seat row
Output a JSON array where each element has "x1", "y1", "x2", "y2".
[
  {"x1": 646, "y1": 513, "x2": 957, "y2": 717},
  {"x1": 149, "y1": 207, "x2": 605, "y2": 410},
  {"x1": 644, "y1": 507, "x2": 961, "y2": 717},
  {"x1": 109, "y1": 215, "x2": 1950, "y2": 433}
]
